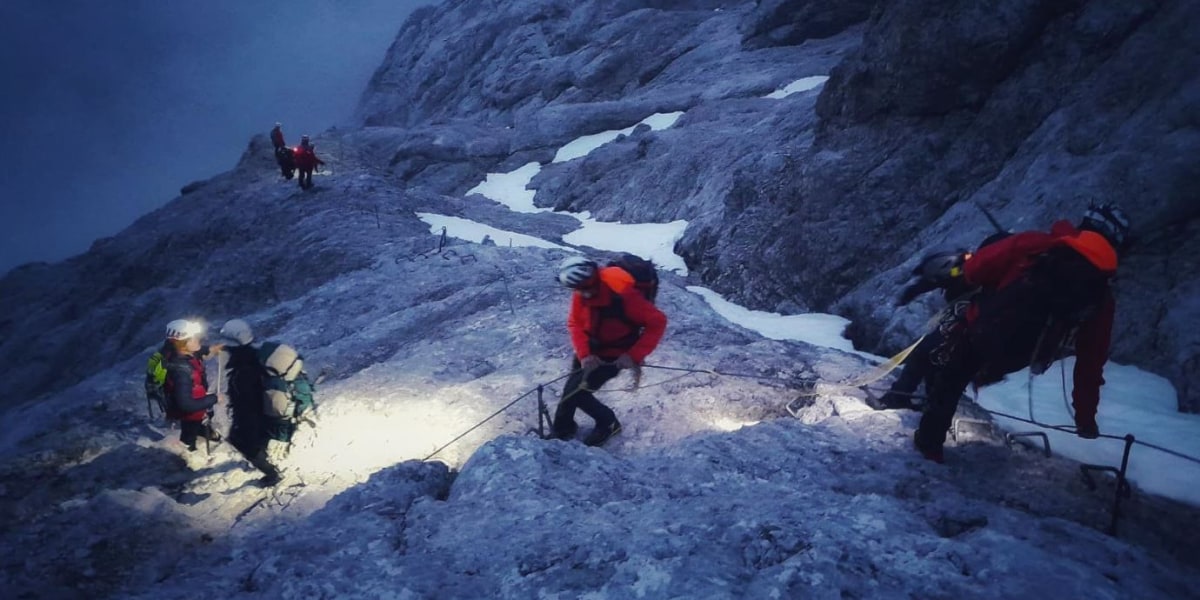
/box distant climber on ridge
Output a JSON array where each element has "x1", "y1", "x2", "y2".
[
  {"x1": 293, "y1": 134, "x2": 325, "y2": 190},
  {"x1": 271, "y1": 123, "x2": 295, "y2": 180},
  {"x1": 270, "y1": 122, "x2": 285, "y2": 150}
]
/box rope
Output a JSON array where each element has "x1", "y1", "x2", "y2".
[
  {"x1": 986, "y1": 408, "x2": 1200, "y2": 465},
  {"x1": 422, "y1": 372, "x2": 573, "y2": 461},
  {"x1": 416, "y1": 355, "x2": 1200, "y2": 469},
  {"x1": 593, "y1": 369, "x2": 712, "y2": 394},
  {"x1": 642, "y1": 364, "x2": 1200, "y2": 467}
]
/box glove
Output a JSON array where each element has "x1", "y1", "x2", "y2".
[
  {"x1": 614, "y1": 354, "x2": 637, "y2": 370},
  {"x1": 580, "y1": 355, "x2": 603, "y2": 373}
]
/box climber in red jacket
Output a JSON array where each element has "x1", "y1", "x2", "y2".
[
  {"x1": 553, "y1": 256, "x2": 667, "y2": 447},
  {"x1": 293, "y1": 135, "x2": 325, "y2": 190},
  {"x1": 909, "y1": 204, "x2": 1130, "y2": 463}
]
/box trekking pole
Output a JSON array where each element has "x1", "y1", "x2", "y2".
[
  {"x1": 536, "y1": 385, "x2": 549, "y2": 438},
  {"x1": 312, "y1": 369, "x2": 329, "y2": 417}
]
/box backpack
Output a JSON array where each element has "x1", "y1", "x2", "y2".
[
  {"x1": 144, "y1": 351, "x2": 168, "y2": 418},
  {"x1": 257, "y1": 342, "x2": 317, "y2": 443},
  {"x1": 589, "y1": 254, "x2": 660, "y2": 354},
  {"x1": 968, "y1": 245, "x2": 1112, "y2": 382},
  {"x1": 609, "y1": 253, "x2": 659, "y2": 303},
  {"x1": 275, "y1": 145, "x2": 295, "y2": 169}
]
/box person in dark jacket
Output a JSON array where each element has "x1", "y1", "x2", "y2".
[
  {"x1": 270, "y1": 122, "x2": 286, "y2": 150},
  {"x1": 271, "y1": 123, "x2": 295, "y2": 179},
  {"x1": 293, "y1": 135, "x2": 325, "y2": 190},
  {"x1": 161, "y1": 319, "x2": 223, "y2": 451},
  {"x1": 552, "y1": 256, "x2": 667, "y2": 446},
  {"x1": 219, "y1": 319, "x2": 281, "y2": 487},
  {"x1": 909, "y1": 206, "x2": 1129, "y2": 463}
]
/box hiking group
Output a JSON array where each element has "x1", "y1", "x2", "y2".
[
  {"x1": 145, "y1": 202, "x2": 1132, "y2": 476},
  {"x1": 271, "y1": 123, "x2": 324, "y2": 190},
  {"x1": 547, "y1": 204, "x2": 1131, "y2": 457},
  {"x1": 146, "y1": 318, "x2": 317, "y2": 487}
]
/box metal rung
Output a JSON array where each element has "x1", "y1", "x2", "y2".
[
  {"x1": 1080, "y1": 434, "x2": 1136, "y2": 536},
  {"x1": 950, "y1": 417, "x2": 991, "y2": 441},
  {"x1": 1006, "y1": 431, "x2": 1051, "y2": 457}
]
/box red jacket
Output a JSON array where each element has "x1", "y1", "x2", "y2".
[
  {"x1": 270, "y1": 127, "x2": 286, "y2": 149},
  {"x1": 568, "y1": 266, "x2": 667, "y2": 363},
  {"x1": 293, "y1": 145, "x2": 324, "y2": 170},
  {"x1": 962, "y1": 221, "x2": 1115, "y2": 418},
  {"x1": 163, "y1": 347, "x2": 212, "y2": 422}
]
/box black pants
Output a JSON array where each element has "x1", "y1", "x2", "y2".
[
  {"x1": 914, "y1": 332, "x2": 982, "y2": 452},
  {"x1": 299, "y1": 168, "x2": 313, "y2": 189},
  {"x1": 553, "y1": 358, "x2": 621, "y2": 436},
  {"x1": 231, "y1": 418, "x2": 280, "y2": 478},
  {"x1": 180, "y1": 420, "x2": 203, "y2": 448}
]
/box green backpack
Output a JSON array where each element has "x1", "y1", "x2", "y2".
[
  {"x1": 258, "y1": 342, "x2": 317, "y2": 442},
  {"x1": 144, "y1": 351, "x2": 169, "y2": 418}
]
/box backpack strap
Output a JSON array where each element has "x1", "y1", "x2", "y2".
[{"x1": 588, "y1": 293, "x2": 642, "y2": 353}]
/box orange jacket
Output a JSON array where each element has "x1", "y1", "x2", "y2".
[
  {"x1": 962, "y1": 221, "x2": 1115, "y2": 418},
  {"x1": 567, "y1": 266, "x2": 667, "y2": 363}
]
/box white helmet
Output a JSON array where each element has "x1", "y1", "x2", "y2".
[
  {"x1": 165, "y1": 319, "x2": 202, "y2": 341},
  {"x1": 558, "y1": 256, "x2": 597, "y2": 289},
  {"x1": 219, "y1": 319, "x2": 254, "y2": 346}
]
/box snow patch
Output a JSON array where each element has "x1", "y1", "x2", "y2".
[{"x1": 764, "y1": 76, "x2": 829, "y2": 99}]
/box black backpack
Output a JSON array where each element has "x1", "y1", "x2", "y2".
[
  {"x1": 588, "y1": 254, "x2": 660, "y2": 354},
  {"x1": 968, "y1": 245, "x2": 1112, "y2": 380},
  {"x1": 609, "y1": 253, "x2": 659, "y2": 303}
]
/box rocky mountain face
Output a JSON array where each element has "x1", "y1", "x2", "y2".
[
  {"x1": 0, "y1": 0, "x2": 1196, "y2": 412},
  {"x1": 0, "y1": 1, "x2": 1198, "y2": 596},
  {"x1": 354, "y1": 0, "x2": 1200, "y2": 410}
]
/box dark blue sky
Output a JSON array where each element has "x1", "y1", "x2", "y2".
[{"x1": 0, "y1": 1, "x2": 431, "y2": 274}]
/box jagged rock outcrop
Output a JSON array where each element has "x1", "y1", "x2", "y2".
[
  {"x1": 740, "y1": 0, "x2": 875, "y2": 49},
  {"x1": 817, "y1": 0, "x2": 1200, "y2": 410}
]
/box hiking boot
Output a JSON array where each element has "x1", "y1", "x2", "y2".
[
  {"x1": 1074, "y1": 417, "x2": 1100, "y2": 440},
  {"x1": 875, "y1": 392, "x2": 917, "y2": 411},
  {"x1": 551, "y1": 421, "x2": 578, "y2": 441},
  {"x1": 584, "y1": 420, "x2": 622, "y2": 447},
  {"x1": 257, "y1": 472, "x2": 282, "y2": 488},
  {"x1": 913, "y1": 431, "x2": 944, "y2": 464}
]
